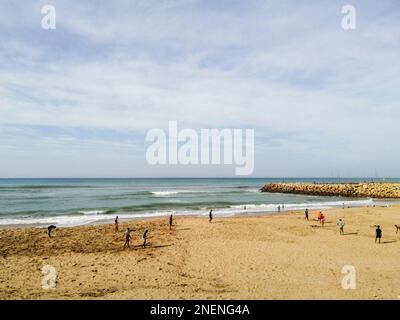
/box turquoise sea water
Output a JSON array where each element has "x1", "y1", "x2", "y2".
[{"x1": 0, "y1": 178, "x2": 398, "y2": 227}]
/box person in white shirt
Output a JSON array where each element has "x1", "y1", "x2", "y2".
[
  {"x1": 337, "y1": 219, "x2": 345, "y2": 235},
  {"x1": 123, "y1": 227, "x2": 131, "y2": 249}
]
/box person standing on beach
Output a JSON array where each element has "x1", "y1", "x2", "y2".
[
  {"x1": 320, "y1": 213, "x2": 325, "y2": 227},
  {"x1": 337, "y1": 219, "x2": 345, "y2": 235},
  {"x1": 305, "y1": 208, "x2": 309, "y2": 221},
  {"x1": 209, "y1": 210, "x2": 213, "y2": 223},
  {"x1": 115, "y1": 216, "x2": 119, "y2": 232},
  {"x1": 169, "y1": 214, "x2": 173, "y2": 230},
  {"x1": 142, "y1": 229, "x2": 148, "y2": 248},
  {"x1": 317, "y1": 211, "x2": 322, "y2": 223},
  {"x1": 278, "y1": 205, "x2": 281, "y2": 213},
  {"x1": 375, "y1": 226, "x2": 382, "y2": 244},
  {"x1": 123, "y1": 227, "x2": 131, "y2": 249}
]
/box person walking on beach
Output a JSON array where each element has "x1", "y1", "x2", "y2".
[
  {"x1": 142, "y1": 229, "x2": 148, "y2": 248},
  {"x1": 337, "y1": 219, "x2": 345, "y2": 235},
  {"x1": 375, "y1": 226, "x2": 382, "y2": 244},
  {"x1": 123, "y1": 227, "x2": 131, "y2": 249},
  {"x1": 305, "y1": 208, "x2": 309, "y2": 221},
  {"x1": 115, "y1": 216, "x2": 119, "y2": 232},
  {"x1": 209, "y1": 210, "x2": 213, "y2": 223},
  {"x1": 169, "y1": 214, "x2": 173, "y2": 230},
  {"x1": 277, "y1": 205, "x2": 281, "y2": 213}
]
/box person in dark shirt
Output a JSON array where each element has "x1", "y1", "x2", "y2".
[
  {"x1": 47, "y1": 225, "x2": 56, "y2": 238},
  {"x1": 142, "y1": 229, "x2": 148, "y2": 248},
  {"x1": 375, "y1": 226, "x2": 382, "y2": 244},
  {"x1": 305, "y1": 208, "x2": 309, "y2": 221},
  {"x1": 169, "y1": 214, "x2": 173, "y2": 230},
  {"x1": 209, "y1": 210, "x2": 213, "y2": 223},
  {"x1": 114, "y1": 216, "x2": 119, "y2": 232}
]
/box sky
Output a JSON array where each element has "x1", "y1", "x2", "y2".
[{"x1": 0, "y1": 0, "x2": 399, "y2": 178}]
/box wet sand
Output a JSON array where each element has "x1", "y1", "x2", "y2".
[{"x1": 0, "y1": 205, "x2": 399, "y2": 300}]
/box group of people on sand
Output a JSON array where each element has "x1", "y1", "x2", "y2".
[
  {"x1": 303, "y1": 208, "x2": 385, "y2": 244},
  {"x1": 118, "y1": 212, "x2": 182, "y2": 249},
  {"x1": 47, "y1": 206, "x2": 387, "y2": 246},
  {"x1": 119, "y1": 209, "x2": 215, "y2": 249},
  {"x1": 304, "y1": 209, "x2": 326, "y2": 227},
  {"x1": 123, "y1": 227, "x2": 149, "y2": 249},
  {"x1": 317, "y1": 211, "x2": 326, "y2": 227},
  {"x1": 114, "y1": 216, "x2": 149, "y2": 249}
]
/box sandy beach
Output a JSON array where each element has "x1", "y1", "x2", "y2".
[{"x1": 0, "y1": 205, "x2": 399, "y2": 300}]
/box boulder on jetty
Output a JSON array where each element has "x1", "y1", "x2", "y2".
[{"x1": 260, "y1": 183, "x2": 400, "y2": 199}]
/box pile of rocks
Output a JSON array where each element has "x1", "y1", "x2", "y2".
[{"x1": 260, "y1": 183, "x2": 400, "y2": 199}]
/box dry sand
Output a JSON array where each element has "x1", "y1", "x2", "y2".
[{"x1": 0, "y1": 205, "x2": 399, "y2": 300}]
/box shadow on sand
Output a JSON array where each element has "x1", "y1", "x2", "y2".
[
  {"x1": 131, "y1": 243, "x2": 173, "y2": 250},
  {"x1": 381, "y1": 240, "x2": 397, "y2": 244}
]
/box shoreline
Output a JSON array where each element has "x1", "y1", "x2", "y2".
[{"x1": 0, "y1": 198, "x2": 398, "y2": 230}]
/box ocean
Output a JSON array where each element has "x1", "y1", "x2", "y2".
[{"x1": 0, "y1": 178, "x2": 397, "y2": 227}]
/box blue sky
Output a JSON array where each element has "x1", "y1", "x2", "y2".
[{"x1": 0, "y1": 0, "x2": 399, "y2": 178}]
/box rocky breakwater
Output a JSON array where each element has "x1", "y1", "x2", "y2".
[{"x1": 260, "y1": 183, "x2": 400, "y2": 199}]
